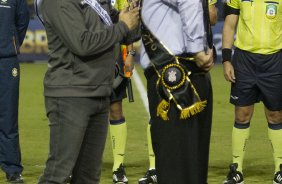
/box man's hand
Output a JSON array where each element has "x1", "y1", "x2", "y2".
[
  {"x1": 194, "y1": 48, "x2": 214, "y2": 71},
  {"x1": 119, "y1": 6, "x2": 140, "y2": 31},
  {"x1": 128, "y1": 0, "x2": 140, "y2": 10},
  {"x1": 223, "y1": 61, "x2": 236, "y2": 83}
]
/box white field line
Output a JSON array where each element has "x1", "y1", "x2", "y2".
[{"x1": 132, "y1": 70, "x2": 149, "y2": 115}]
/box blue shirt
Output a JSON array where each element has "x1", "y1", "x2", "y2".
[{"x1": 140, "y1": 0, "x2": 206, "y2": 69}]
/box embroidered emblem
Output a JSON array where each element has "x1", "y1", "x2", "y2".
[
  {"x1": 266, "y1": 4, "x2": 277, "y2": 19},
  {"x1": 161, "y1": 63, "x2": 186, "y2": 90},
  {"x1": 168, "y1": 70, "x2": 177, "y2": 82},
  {"x1": 12, "y1": 68, "x2": 18, "y2": 77}
]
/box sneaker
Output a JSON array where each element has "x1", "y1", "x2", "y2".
[
  {"x1": 223, "y1": 163, "x2": 244, "y2": 184},
  {"x1": 113, "y1": 164, "x2": 128, "y2": 184},
  {"x1": 273, "y1": 164, "x2": 282, "y2": 184},
  {"x1": 138, "y1": 169, "x2": 157, "y2": 184},
  {"x1": 6, "y1": 173, "x2": 24, "y2": 183}
]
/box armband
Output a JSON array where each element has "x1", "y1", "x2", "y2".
[{"x1": 222, "y1": 48, "x2": 232, "y2": 63}]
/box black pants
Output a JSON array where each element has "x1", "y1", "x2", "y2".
[{"x1": 146, "y1": 71, "x2": 213, "y2": 184}]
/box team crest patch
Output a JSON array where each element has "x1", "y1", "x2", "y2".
[
  {"x1": 161, "y1": 63, "x2": 186, "y2": 90},
  {"x1": 12, "y1": 68, "x2": 18, "y2": 77},
  {"x1": 266, "y1": 4, "x2": 277, "y2": 19}
]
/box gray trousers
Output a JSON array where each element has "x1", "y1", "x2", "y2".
[{"x1": 38, "y1": 97, "x2": 110, "y2": 184}]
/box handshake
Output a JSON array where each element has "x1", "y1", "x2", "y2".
[{"x1": 119, "y1": 0, "x2": 140, "y2": 31}]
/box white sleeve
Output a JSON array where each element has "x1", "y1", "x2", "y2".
[{"x1": 161, "y1": 0, "x2": 205, "y2": 53}]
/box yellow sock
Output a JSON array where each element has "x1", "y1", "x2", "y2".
[
  {"x1": 110, "y1": 119, "x2": 127, "y2": 171},
  {"x1": 232, "y1": 122, "x2": 250, "y2": 172},
  {"x1": 268, "y1": 123, "x2": 282, "y2": 172},
  {"x1": 147, "y1": 124, "x2": 155, "y2": 169}
]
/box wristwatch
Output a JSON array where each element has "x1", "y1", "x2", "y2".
[{"x1": 127, "y1": 50, "x2": 136, "y2": 57}]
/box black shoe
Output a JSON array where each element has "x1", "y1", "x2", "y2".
[
  {"x1": 113, "y1": 164, "x2": 128, "y2": 184},
  {"x1": 223, "y1": 163, "x2": 244, "y2": 184},
  {"x1": 138, "y1": 169, "x2": 157, "y2": 184},
  {"x1": 273, "y1": 164, "x2": 282, "y2": 184},
  {"x1": 6, "y1": 173, "x2": 24, "y2": 183}
]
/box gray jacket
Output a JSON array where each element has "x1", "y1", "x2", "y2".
[{"x1": 41, "y1": 0, "x2": 139, "y2": 97}]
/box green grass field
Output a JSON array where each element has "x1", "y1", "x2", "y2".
[{"x1": 0, "y1": 63, "x2": 275, "y2": 183}]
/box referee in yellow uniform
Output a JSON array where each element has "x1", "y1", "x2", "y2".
[
  {"x1": 109, "y1": 0, "x2": 136, "y2": 183},
  {"x1": 222, "y1": 0, "x2": 282, "y2": 183}
]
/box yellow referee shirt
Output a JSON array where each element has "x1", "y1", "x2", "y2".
[
  {"x1": 113, "y1": 0, "x2": 128, "y2": 10},
  {"x1": 227, "y1": 0, "x2": 282, "y2": 54},
  {"x1": 209, "y1": 0, "x2": 217, "y2": 5}
]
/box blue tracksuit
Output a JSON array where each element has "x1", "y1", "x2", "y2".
[{"x1": 0, "y1": 0, "x2": 29, "y2": 175}]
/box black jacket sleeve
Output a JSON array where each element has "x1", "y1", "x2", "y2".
[
  {"x1": 121, "y1": 24, "x2": 141, "y2": 45},
  {"x1": 16, "y1": 0, "x2": 29, "y2": 46}
]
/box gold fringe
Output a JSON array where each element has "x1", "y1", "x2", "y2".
[
  {"x1": 180, "y1": 100, "x2": 207, "y2": 119},
  {"x1": 156, "y1": 99, "x2": 170, "y2": 120}
]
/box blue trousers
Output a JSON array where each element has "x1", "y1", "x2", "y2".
[{"x1": 0, "y1": 57, "x2": 23, "y2": 175}]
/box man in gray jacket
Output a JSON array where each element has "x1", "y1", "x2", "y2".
[{"x1": 37, "y1": 0, "x2": 140, "y2": 183}]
